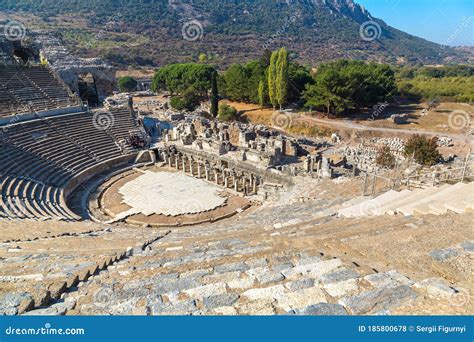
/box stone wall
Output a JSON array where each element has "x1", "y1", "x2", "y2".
[{"x1": 63, "y1": 153, "x2": 142, "y2": 200}]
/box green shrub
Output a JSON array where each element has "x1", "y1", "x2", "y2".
[
  {"x1": 169, "y1": 87, "x2": 201, "y2": 112},
  {"x1": 117, "y1": 76, "x2": 138, "y2": 92},
  {"x1": 376, "y1": 145, "x2": 396, "y2": 168},
  {"x1": 404, "y1": 134, "x2": 441, "y2": 166},
  {"x1": 218, "y1": 104, "x2": 238, "y2": 122}
]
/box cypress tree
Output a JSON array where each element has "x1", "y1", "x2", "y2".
[
  {"x1": 210, "y1": 70, "x2": 219, "y2": 117},
  {"x1": 268, "y1": 51, "x2": 278, "y2": 109},
  {"x1": 276, "y1": 47, "x2": 289, "y2": 110},
  {"x1": 258, "y1": 80, "x2": 265, "y2": 108}
]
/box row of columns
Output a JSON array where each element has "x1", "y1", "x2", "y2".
[{"x1": 158, "y1": 149, "x2": 261, "y2": 195}]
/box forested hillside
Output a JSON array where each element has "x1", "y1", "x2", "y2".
[{"x1": 0, "y1": 0, "x2": 470, "y2": 67}]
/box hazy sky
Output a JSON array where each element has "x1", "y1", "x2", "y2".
[{"x1": 357, "y1": 0, "x2": 473, "y2": 46}]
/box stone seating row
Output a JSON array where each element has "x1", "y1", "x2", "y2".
[
  {"x1": 338, "y1": 182, "x2": 474, "y2": 218},
  {"x1": 0, "y1": 66, "x2": 78, "y2": 117},
  {"x1": 0, "y1": 109, "x2": 142, "y2": 221}
]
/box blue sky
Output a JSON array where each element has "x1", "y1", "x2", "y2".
[{"x1": 357, "y1": 0, "x2": 474, "y2": 46}]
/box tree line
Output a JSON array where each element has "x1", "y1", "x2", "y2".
[
  {"x1": 396, "y1": 65, "x2": 473, "y2": 103},
  {"x1": 127, "y1": 48, "x2": 470, "y2": 117}
]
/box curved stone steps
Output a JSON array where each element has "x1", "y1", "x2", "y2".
[{"x1": 65, "y1": 238, "x2": 424, "y2": 316}]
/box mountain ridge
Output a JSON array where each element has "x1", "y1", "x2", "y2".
[{"x1": 0, "y1": 0, "x2": 471, "y2": 67}]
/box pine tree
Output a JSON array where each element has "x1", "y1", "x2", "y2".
[
  {"x1": 275, "y1": 47, "x2": 289, "y2": 110},
  {"x1": 210, "y1": 70, "x2": 219, "y2": 117},
  {"x1": 268, "y1": 51, "x2": 278, "y2": 109}
]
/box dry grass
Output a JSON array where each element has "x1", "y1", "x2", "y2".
[
  {"x1": 222, "y1": 100, "x2": 274, "y2": 126},
  {"x1": 117, "y1": 69, "x2": 156, "y2": 79},
  {"x1": 365, "y1": 102, "x2": 473, "y2": 134},
  {"x1": 222, "y1": 101, "x2": 333, "y2": 138}
]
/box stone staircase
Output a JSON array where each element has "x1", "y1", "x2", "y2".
[
  {"x1": 338, "y1": 182, "x2": 474, "y2": 218},
  {"x1": 2, "y1": 189, "x2": 470, "y2": 316},
  {"x1": 40, "y1": 197, "x2": 468, "y2": 316},
  {"x1": 63, "y1": 237, "x2": 422, "y2": 316}
]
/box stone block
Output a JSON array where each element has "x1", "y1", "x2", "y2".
[
  {"x1": 364, "y1": 271, "x2": 414, "y2": 288},
  {"x1": 242, "y1": 285, "x2": 286, "y2": 301},
  {"x1": 292, "y1": 303, "x2": 348, "y2": 316},
  {"x1": 183, "y1": 282, "x2": 227, "y2": 298},
  {"x1": 203, "y1": 293, "x2": 239, "y2": 310},
  {"x1": 271, "y1": 262, "x2": 294, "y2": 272},
  {"x1": 151, "y1": 299, "x2": 197, "y2": 315},
  {"x1": 245, "y1": 258, "x2": 268, "y2": 268},
  {"x1": 154, "y1": 278, "x2": 199, "y2": 295},
  {"x1": 227, "y1": 276, "x2": 255, "y2": 290},
  {"x1": 0, "y1": 293, "x2": 34, "y2": 315},
  {"x1": 179, "y1": 269, "x2": 212, "y2": 279},
  {"x1": 284, "y1": 279, "x2": 315, "y2": 291},
  {"x1": 201, "y1": 271, "x2": 241, "y2": 284},
  {"x1": 460, "y1": 241, "x2": 474, "y2": 253},
  {"x1": 413, "y1": 278, "x2": 457, "y2": 298},
  {"x1": 339, "y1": 285, "x2": 417, "y2": 315},
  {"x1": 257, "y1": 272, "x2": 285, "y2": 285},
  {"x1": 429, "y1": 248, "x2": 458, "y2": 262},
  {"x1": 294, "y1": 256, "x2": 322, "y2": 266},
  {"x1": 281, "y1": 259, "x2": 342, "y2": 280},
  {"x1": 236, "y1": 299, "x2": 275, "y2": 315},
  {"x1": 212, "y1": 306, "x2": 238, "y2": 315},
  {"x1": 214, "y1": 262, "x2": 249, "y2": 273},
  {"x1": 323, "y1": 279, "x2": 358, "y2": 298},
  {"x1": 276, "y1": 287, "x2": 327, "y2": 311},
  {"x1": 320, "y1": 268, "x2": 359, "y2": 285}
]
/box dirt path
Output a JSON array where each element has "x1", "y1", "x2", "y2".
[{"x1": 303, "y1": 116, "x2": 471, "y2": 141}]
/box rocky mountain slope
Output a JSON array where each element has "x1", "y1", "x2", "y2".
[{"x1": 0, "y1": 0, "x2": 470, "y2": 66}]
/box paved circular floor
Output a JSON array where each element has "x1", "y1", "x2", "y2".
[
  {"x1": 118, "y1": 170, "x2": 227, "y2": 217},
  {"x1": 94, "y1": 166, "x2": 251, "y2": 227}
]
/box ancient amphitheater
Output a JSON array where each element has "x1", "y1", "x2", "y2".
[{"x1": 0, "y1": 30, "x2": 473, "y2": 317}]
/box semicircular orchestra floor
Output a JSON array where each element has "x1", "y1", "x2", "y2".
[{"x1": 91, "y1": 165, "x2": 252, "y2": 227}]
